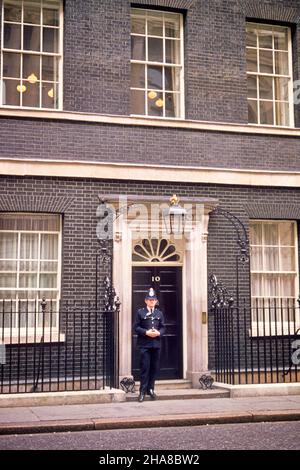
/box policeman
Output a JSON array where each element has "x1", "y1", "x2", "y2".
[{"x1": 134, "y1": 288, "x2": 166, "y2": 402}]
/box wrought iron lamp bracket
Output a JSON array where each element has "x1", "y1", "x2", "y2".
[{"x1": 210, "y1": 207, "x2": 250, "y2": 265}]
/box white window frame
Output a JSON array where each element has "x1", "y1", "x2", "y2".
[
  {"x1": 250, "y1": 219, "x2": 299, "y2": 336},
  {"x1": 246, "y1": 22, "x2": 294, "y2": 128},
  {"x1": 0, "y1": 213, "x2": 62, "y2": 342},
  {"x1": 130, "y1": 8, "x2": 185, "y2": 119},
  {"x1": 0, "y1": 0, "x2": 64, "y2": 110}
]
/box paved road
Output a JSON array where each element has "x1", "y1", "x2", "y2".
[{"x1": 0, "y1": 421, "x2": 299, "y2": 450}]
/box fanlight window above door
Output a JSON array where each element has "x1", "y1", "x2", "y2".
[{"x1": 132, "y1": 238, "x2": 182, "y2": 263}]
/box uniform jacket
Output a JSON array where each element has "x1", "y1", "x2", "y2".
[{"x1": 134, "y1": 307, "x2": 166, "y2": 349}]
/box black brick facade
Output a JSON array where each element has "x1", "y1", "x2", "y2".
[
  {"x1": 0, "y1": 118, "x2": 300, "y2": 171},
  {"x1": 1, "y1": 175, "x2": 300, "y2": 371},
  {"x1": 1, "y1": 0, "x2": 300, "y2": 383}
]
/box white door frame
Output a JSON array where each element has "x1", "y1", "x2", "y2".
[{"x1": 112, "y1": 200, "x2": 215, "y2": 388}]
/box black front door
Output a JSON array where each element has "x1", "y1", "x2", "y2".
[{"x1": 132, "y1": 266, "x2": 182, "y2": 380}]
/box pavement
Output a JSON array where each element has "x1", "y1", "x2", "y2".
[{"x1": 0, "y1": 390, "x2": 300, "y2": 435}]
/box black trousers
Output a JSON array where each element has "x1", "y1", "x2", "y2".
[{"x1": 139, "y1": 347, "x2": 161, "y2": 393}]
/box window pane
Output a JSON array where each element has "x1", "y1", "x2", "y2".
[
  {"x1": 0, "y1": 260, "x2": 17, "y2": 271},
  {"x1": 2, "y1": 79, "x2": 20, "y2": 105},
  {"x1": 0, "y1": 214, "x2": 60, "y2": 231},
  {"x1": 250, "y1": 223, "x2": 262, "y2": 245},
  {"x1": 274, "y1": 77, "x2": 289, "y2": 101},
  {"x1": 148, "y1": 65, "x2": 162, "y2": 89},
  {"x1": 279, "y1": 222, "x2": 294, "y2": 246},
  {"x1": 4, "y1": 3, "x2": 22, "y2": 22},
  {"x1": 40, "y1": 261, "x2": 58, "y2": 272},
  {"x1": 22, "y1": 81, "x2": 39, "y2": 107},
  {"x1": 279, "y1": 275, "x2": 295, "y2": 297},
  {"x1": 24, "y1": 25, "x2": 40, "y2": 51},
  {"x1": 250, "y1": 246, "x2": 263, "y2": 270},
  {"x1": 165, "y1": 92, "x2": 180, "y2": 118},
  {"x1": 246, "y1": 29, "x2": 257, "y2": 47},
  {"x1": 147, "y1": 14, "x2": 163, "y2": 36},
  {"x1": 165, "y1": 39, "x2": 180, "y2": 64},
  {"x1": 264, "y1": 223, "x2": 279, "y2": 245},
  {"x1": 246, "y1": 48, "x2": 257, "y2": 72},
  {"x1": 42, "y1": 55, "x2": 59, "y2": 81},
  {"x1": 23, "y1": 5, "x2": 41, "y2": 24},
  {"x1": 40, "y1": 234, "x2": 58, "y2": 260},
  {"x1": 20, "y1": 233, "x2": 39, "y2": 259},
  {"x1": 4, "y1": 23, "x2": 21, "y2": 49},
  {"x1": 274, "y1": 29, "x2": 288, "y2": 51},
  {"x1": 275, "y1": 101, "x2": 289, "y2": 127},
  {"x1": 0, "y1": 274, "x2": 17, "y2": 288},
  {"x1": 259, "y1": 50, "x2": 273, "y2": 74},
  {"x1": 131, "y1": 63, "x2": 145, "y2": 88},
  {"x1": 23, "y1": 54, "x2": 40, "y2": 81},
  {"x1": 281, "y1": 248, "x2": 295, "y2": 271},
  {"x1": 131, "y1": 36, "x2": 145, "y2": 61},
  {"x1": 19, "y1": 260, "x2": 38, "y2": 271},
  {"x1": 130, "y1": 89, "x2": 145, "y2": 114},
  {"x1": 148, "y1": 91, "x2": 163, "y2": 117},
  {"x1": 259, "y1": 76, "x2": 273, "y2": 100},
  {"x1": 19, "y1": 273, "x2": 38, "y2": 288},
  {"x1": 3, "y1": 52, "x2": 21, "y2": 78},
  {"x1": 275, "y1": 51, "x2": 288, "y2": 75},
  {"x1": 258, "y1": 30, "x2": 272, "y2": 49},
  {"x1": 0, "y1": 232, "x2": 18, "y2": 260},
  {"x1": 165, "y1": 66, "x2": 180, "y2": 92},
  {"x1": 251, "y1": 273, "x2": 262, "y2": 297},
  {"x1": 131, "y1": 14, "x2": 145, "y2": 35},
  {"x1": 40, "y1": 274, "x2": 57, "y2": 288},
  {"x1": 43, "y1": 8, "x2": 59, "y2": 27},
  {"x1": 247, "y1": 75, "x2": 257, "y2": 98},
  {"x1": 43, "y1": 27, "x2": 59, "y2": 53},
  {"x1": 260, "y1": 100, "x2": 274, "y2": 125},
  {"x1": 42, "y1": 82, "x2": 57, "y2": 108},
  {"x1": 165, "y1": 15, "x2": 180, "y2": 38},
  {"x1": 264, "y1": 274, "x2": 279, "y2": 297},
  {"x1": 148, "y1": 37, "x2": 163, "y2": 62},
  {"x1": 248, "y1": 100, "x2": 258, "y2": 123},
  {"x1": 264, "y1": 247, "x2": 279, "y2": 270}
]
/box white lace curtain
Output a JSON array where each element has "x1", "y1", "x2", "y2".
[{"x1": 0, "y1": 214, "x2": 60, "y2": 327}]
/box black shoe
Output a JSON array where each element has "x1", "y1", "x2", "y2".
[
  {"x1": 148, "y1": 389, "x2": 157, "y2": 400},
  {"x1": 138, "y1": 393, "x2": 145, "y2": 403}
]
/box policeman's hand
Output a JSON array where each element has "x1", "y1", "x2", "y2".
[
  {"x1": 152, "y1": 328, "x2": 160, "y2": 336},
  {"x1": 146, "y1": 329, "x2": 160, "y2": 337}
]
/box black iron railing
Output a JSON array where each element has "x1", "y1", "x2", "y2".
[
  {"x1": 211, "y1": 293, "x2": 300, "y2": 385},
  {"x1": 0, "y1": 298, "x2": 119, "y2": 394}
]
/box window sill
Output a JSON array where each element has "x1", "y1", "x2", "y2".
[
  {"x1": 0, "y1": 331, "x2": 66, "y2": 345},
  {"x1": 0, "y1": 107, "x2": 299, "y2": 137}
]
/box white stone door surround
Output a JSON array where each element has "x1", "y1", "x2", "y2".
[{"x1": 109, "y1": 195, "x2": 218, "y2": 388}]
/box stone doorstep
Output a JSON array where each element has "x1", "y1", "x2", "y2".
[
  {"x1": 125, "y1": 388, "x2": 230, "y2": 402},
  {"x1": 131, "y1": 379, "x2": 193, "y2": 391}
]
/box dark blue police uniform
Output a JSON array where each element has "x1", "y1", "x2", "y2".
[{"x1": 134, "y1": 306, "x2": 166, "y2": 396}]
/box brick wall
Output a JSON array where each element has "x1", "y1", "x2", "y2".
[
  {"x1": 1, "y1": 175, "x2": 300, "y2": 368},
  {"x1": 0, "y1": 117, "x2": 299, "y2": 171}
]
